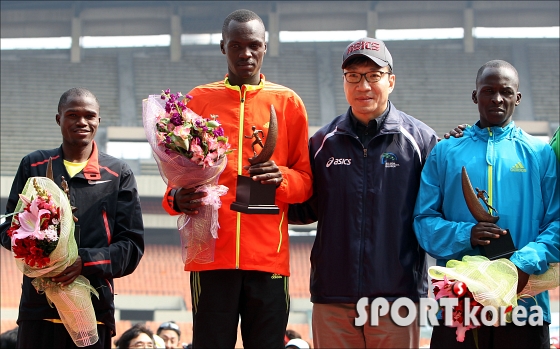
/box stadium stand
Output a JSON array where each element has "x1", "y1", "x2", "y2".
[
  {"x1": 2, "y1": 38, "x2": 558, "y2": 177},
  {"x1": 0, "y1": 53, "x2": 120, "y2": 176},
  {"x1": 528, "y1": 43, "x2": 560, "y2": 124}
]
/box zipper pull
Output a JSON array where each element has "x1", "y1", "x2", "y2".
[
  {"x1": 363, "y1": 148, "x2": 367, "y2": 157},
  {"x1": 240, "y1": 85, "x2": 246, "y2": 103}
]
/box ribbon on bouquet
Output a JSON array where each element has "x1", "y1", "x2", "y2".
[{"x1": 177, "y1": 181, "x2": 228, "y2": 264}]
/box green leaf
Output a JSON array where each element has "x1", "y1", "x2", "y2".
[
  {"x1": 207, "y1": 120, "x2": 220, "y2": 128},
  {"x1": 170, "y1": 134, "x2": 189, "y2": 152}
]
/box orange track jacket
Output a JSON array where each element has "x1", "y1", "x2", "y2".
[{"x1": 162, "y1": 75, "x2": 313, "y2": 276}]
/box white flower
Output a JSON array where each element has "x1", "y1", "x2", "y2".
[{"x1": 44, "y1": 227, "x2": 59, "y2": 242}]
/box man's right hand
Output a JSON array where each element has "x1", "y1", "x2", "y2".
[
  {"x1": 174, "y1": 187, "x2": 208, "y2": 215},
  {"x1": 443, "y1": 124, "x2": 468, "y2": 139},
  {"x1": 470, "y1": 222, "x2": 507, "y2": 247}
]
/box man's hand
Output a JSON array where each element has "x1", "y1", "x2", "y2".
[
  {"x1": 244, "y1": 160, "x2": 283, "y2": 187},
  {"x1": 470, "y1": 222, "x2": 507, "y2": 247},
  {"x1": 516, "y1": 267, "x2": 530, "y2": 294},
  {"x1": 175, "y1": 187, "x2": 207, "y2": 215},
  {"x1": 443, "y1": 124, "x2": 468, "y2": 139},
  {"x1": 51, "y1": 256, "x2": 82, "y2": 286}
]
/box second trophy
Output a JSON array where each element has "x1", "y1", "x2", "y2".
[{"x1": 230, "y1": 105, "x2": 280, "y2": 214}]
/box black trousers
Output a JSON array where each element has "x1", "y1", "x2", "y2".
[
  {"x1": 430, "y1": 319, "x2": 550, "y2": 349},
  {"x1": 190, "y1": 269, "x2": 290, "y2": 349},
  {"x1": 16, "y1": 320, "x2": 112, "y2": 349}
]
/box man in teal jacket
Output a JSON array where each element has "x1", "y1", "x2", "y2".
[
  {"x1": 413, "y1": 60, "x2": 559, "y2": 348},
  {"x1": 551, "y1": 126, "x2": 560, "y2": 163}
]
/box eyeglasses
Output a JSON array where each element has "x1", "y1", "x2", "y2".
[
  {"x1": 343, "y1": 71, "x2": 392, "y2": 83},
  {"x1": 158, "y1": 321, "x2": 181, "y2": 336}
]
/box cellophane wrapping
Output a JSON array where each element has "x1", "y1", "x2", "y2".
[
  {"x1": 143, "y1": 95, "x2": 228, "y2": 264},
  {"x1": 429, "y1": 255, "x2": 559, "y2": 318},
  {"x1": 12, "y1": 177, "x2": 99, "y2": 347}
]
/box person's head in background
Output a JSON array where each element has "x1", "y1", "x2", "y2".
[
  {"x1": 156, "y1": 321, "x2": 181, "y2": 349},
  {"x1": 115, "y1": 323, "x2": 155, "y2": 349},
  {"x1": 0, "y1": 327, "x2": 18, "y2": 349},
  {"x1": 285, "y1": 338, "x2": 311, "y2": 349},
  {"x1": 284, "y1": 329, "x2": 302, "y2": 345}
]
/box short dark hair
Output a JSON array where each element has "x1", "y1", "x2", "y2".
[
  {"x1": 157, "y1": 321, "x2": 181, "y2": 338},
  {"x1": 285, "y1": 329, "x2": 302, "y2": 340},
  {"x1": 0, "y1": 327, "x2": 18, "y2": 349},
  {"x1": 476, "y1": 60, "x2": 519, "y2": 88},
  {"x1": 114, "y1": 323, "x2": 154, "y2": 349},
  {"x1": 222, "y1": 9, "x2": 264, "y2": 37},
  {"x1": 58, "y1": 87, "x2": 99, "y2": 114}
]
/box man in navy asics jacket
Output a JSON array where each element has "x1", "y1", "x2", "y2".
[{"x1": 290, "y1": 38, "x2": 438, "y2": 348}]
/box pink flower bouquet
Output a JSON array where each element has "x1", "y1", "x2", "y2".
[
  {"x1": 5, "y1": 177, "x2": 99, "y2": 347},
  {"x1": 143, "y1": 90, "x2": 231, "y2": 264}
]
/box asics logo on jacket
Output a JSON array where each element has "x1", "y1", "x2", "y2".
[{"x1": 326, "y1": 157, "x2": 352, "y2": 167}]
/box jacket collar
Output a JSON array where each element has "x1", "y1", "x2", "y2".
[
  {"x1": 81, "y1": 141, "x2": 102, "y2": 180},
  {"x1": 469, "y1": 120, "x2": 516, "y2": 141},
  {"x1": 224, "y1": 73, "x2": 265, "y2": 95}
]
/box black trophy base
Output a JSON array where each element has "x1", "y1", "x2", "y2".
[
  {"x1": 480, "y1": 229, "x2": 517, "y2": 260},
  {"x1": 230, "y1": 175, "x2": 279, "y2": 215}
]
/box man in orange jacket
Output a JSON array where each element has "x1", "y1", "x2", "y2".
[{"x1": 161, "y1": 9, "x2": 312, "y2": 348}]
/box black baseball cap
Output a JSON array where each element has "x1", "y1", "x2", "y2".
[{"x1": 342, "y1": 37, "x2": 393, "y2": 71}]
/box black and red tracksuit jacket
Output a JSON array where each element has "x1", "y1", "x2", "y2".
[{"x1": 0, "y1": 141, "x2": 144, "y2": 336}]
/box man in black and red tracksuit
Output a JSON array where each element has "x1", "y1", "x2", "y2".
[{"x1": 0, "y1": 88, "x2": 144, "y2": 348}]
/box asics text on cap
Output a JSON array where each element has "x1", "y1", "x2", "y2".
[{"x1": 342, "y1": 38, "x2": 393, "y2": 71}]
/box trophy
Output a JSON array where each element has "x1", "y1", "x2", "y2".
[
  {"x1": 230, "y1": 105, "x2": 280, "y2": 214},
  {"x1": 461, "y1": 166, "x2": 517, "y2": 260}
]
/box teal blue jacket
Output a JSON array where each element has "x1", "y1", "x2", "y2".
[{"x1": 413, "y1": 121, "x2": 559, "y2": 323}]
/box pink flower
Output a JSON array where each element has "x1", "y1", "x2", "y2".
[
  {"x1": 190, "y1": 143, "x2": 204, "y2": 164},
  {"x1": 217, "y1": 141, "x2": 231, "y2": 157},
  {"x1": 156, "y1": 132, "x2": 166, "y2": 146},
  {"x1": 173, "y1": 125, "x2": 191, "y2": 140},
  {"x1": 206, "y1": 137, "x2": 218, "y2": 151},
  {"x1": 203, "y1": 156, "x2": 215, "y2": 168},
  {"x1": 432, "y1": 276, "x2": 455, "y2": 300},
  {"x1": 12, "y1": 198, "x2": 50, "y2": 244},
  {"x1": 454, "y1": 319, "x2": 478, "y2": 342}
]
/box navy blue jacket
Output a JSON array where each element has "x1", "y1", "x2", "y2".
[
  {"x1": 0, "y1": 143, "x2": 144, "y2": 335},
  {"x1": 290, "y1": 102, "x2": 438, "y2": 303}
]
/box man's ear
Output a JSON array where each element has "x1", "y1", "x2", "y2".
[
  {"x1": 56, "y1": 114, "x2": 60, "y2": 125},
  {"x1": 387, "y1": 73, "x2": 396, "y2": 94},
  {"x1": 472, "y1": 90, "x2": 478, "y2": 104},
  {"x1": 515, "y1": 92, "x2": 522, "y2": 106},
  {"x1": 220, "y1": 40, "x2": 225, "y2": 54}
]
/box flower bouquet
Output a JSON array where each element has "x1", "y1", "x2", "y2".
[
  {"x1": 143, "y1": 89, "x2": 231, "y2": 264},
  {"x1": 6, "y1": 176, "x2": 99, "y2": 347},
  {"x1": 429, "y1": 255, "x2": 559, "y2": 343}
]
